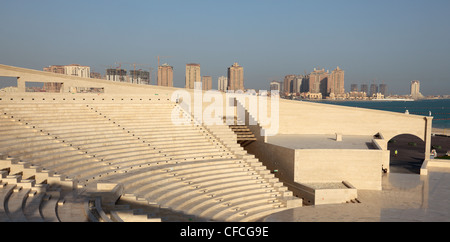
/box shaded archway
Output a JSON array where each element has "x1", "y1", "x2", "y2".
[{"x1": 388, "y1": 134, "x2": 425, "y2": 174}]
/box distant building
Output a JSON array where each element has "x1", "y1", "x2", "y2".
[
  {"x1": 283, "y1": 75, "x2": 296, "y2": 93},
  {"x1": 411, "y1": 80, "x2": 422, "y2": 99},
  {"x1": 129, "y1": 70, "x2": 150, "y2": 85},
  {"x1": 43, "y1": 65, "x2": 64, "y2": 92},
  {"x1": 350, "y1": 84, "x2": 358, "y2": 92},
  {"x1": 202, "y1": 76, "x2": 212, "y2": 91},
  {"x1": 379, "y1": 83, "x2": 387, "y2": 96},
  {"x1": 308, "y1": 68, "x2": 329, "y2": 96},
  {"x1": 328, "y1": 66, "x2": 345, "y2": 96},
  {"x1": 106, "y1": 68, "x2": 127, "y2": 82},
  {"x1": 293, "y1": 76, "x2": 303, "y2": 94},
  {"x1": 218, "y1": 76, "x2": 228, "y2": 92},
  {"x1": 158, "y1": 64, "x2": 173, "y2": 87},
  {"x1": 227, "y1": 62, "x2": 244, "y2": 91},
  {"x1": 43, "y1": 64, "x2": 90, "y2": 92},
  {"x1": 361, "y1": 84, "x2": 368, "y2": 97},
  {"x1": 370, "y1": 84, "x2": 378, "y2": 97},
  {"x1": 283, "y1": 75, "x2": 302, "y2": 94},
  {"x1": 348, "y1": 91, "x2": 367, "y2": 100},
  {"x1": 185, "y1": 63, "x2": 201, "y2": 89},
  {"x1": 44, "y1": 64, "x2": 90, "y2": 78},
  {"x1": 374, "y1": 92, "x2": 385, "y2": 100},
  {"x1": 270, "y1": 81, "x2": 281, "y2": 93},
  {"x1": 90, "y1": 72, "x2": 102, "y2": 79},
  {"x1": 43, "y1": 65, "x2": 65, "y2": 75},
  {"x1": 306, "y1": 92, "x2": 322, "y2": 100},
  {"x1": 64, "y1": 64, "x2": 90, "y2": 78}
]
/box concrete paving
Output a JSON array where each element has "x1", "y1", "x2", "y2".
[
  {"x1": 264, "y1": 167, "x2": 450, "y2": 222},
  {"x1": 266, "y1": 134, "x2": 376, "y2": 150}
]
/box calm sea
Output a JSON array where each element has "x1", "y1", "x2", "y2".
[{"x1": 305, "y1": 99, "x2": 450, "y2": 129}]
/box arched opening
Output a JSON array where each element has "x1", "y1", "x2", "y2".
[
  {"x1": 0, "y1": 76, "x2": 18, "y2": 91},
  {"x1": 388, "y1": 134, "x2": 425, "y2": 174}
]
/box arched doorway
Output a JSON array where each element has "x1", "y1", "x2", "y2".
[{"x1": 388, "y1": 134, "x2": 425, "y2": 174}]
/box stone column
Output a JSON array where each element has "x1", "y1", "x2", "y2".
[
  {"x1": 17, "y1": 77, "x2": 26, "y2": 92},
  {"x1": 424, "y1": 116, "x2": 433, "y2": 160}
]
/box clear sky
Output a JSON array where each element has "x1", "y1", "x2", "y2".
[{"x1": 1, "y1": 0, "x2": 449, "y2": 95}]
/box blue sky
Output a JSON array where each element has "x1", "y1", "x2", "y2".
[{"x1": 1, "y1": 0, "x2": 449, "y2": 95}]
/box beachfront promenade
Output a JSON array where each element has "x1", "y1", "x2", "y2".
[{"x1": 0, "y1": 63, "x2": 449, "y2": 222}]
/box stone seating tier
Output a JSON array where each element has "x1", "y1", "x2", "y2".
[{"x1": 0, "y1": 99, "x2": 301, "y2": 221}]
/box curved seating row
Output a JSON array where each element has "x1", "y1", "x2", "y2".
[
  {"x1": 0, "y1": 156, "x2": 168, "y2": 222},
  {"x1": 0, "y1": 100, "x2": 300, "y2": 221}
]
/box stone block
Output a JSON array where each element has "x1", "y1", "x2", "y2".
[
  {"x1": 335, "y1": 133, "x2": 342, "y2": 142},
  {"x1": 91, "y1": 182, "x2": 124, "y2": 205}
]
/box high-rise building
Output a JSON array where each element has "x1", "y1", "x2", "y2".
[
  {"x1": 227, "y1": 62, "x2": 244, "y2": 91},
  {"x1": 185, "y1": 63, "x2": 201, "y2": 89},
  {"x1": 64, "y1": 64, "x2": 91, "y2": 78},
  {"x1": 218, "y1": 76, "x2": 228, "y2": 92},
  {"x1": 308, "y1": 68, "x2": 329, "y2": 96},
  {"x1": 379, "y1": 83, "x2": 387, "y2": 96},
  {"x1": 300, "y1": 75, "x2": 310, "y2": 93},
  {"x1": 106, "y1": 68, "x2": 127, "y2": 82},
  {"x1": 293, "y1": 76, "x2": 303, "y2": 94},
  {"x1": 43, "y1": 64, "x2": 90, "y2": 92},
  {"x1": 283, "y1": 75, "x2": 297, "y2": 93},
  {"x1": 361, "y1": 84, "x2": 368, "y2": 97},
  {"x1": 370, "y1": 84, "x2": 378, "y2": 97},
  {"x1": 129, "y1": 70, "x2": 150, "y2": 85},
  {"x1": 411, "y1": 80, "x2": 422, "y2": 99},
  {"x1": 202, "y1": 76, "x2": 212, "y2": 91},
  {"x1": 328, "y1": 66, "x2": 345, "y2": 95},
  {"x1": 351, "y1": 84, "x2": 358, "y2": 92},
  {"x1": 157, "y1": 64, "x2": 173, "y2": 87},
  {"x1": 43, "y1": 65, "x2": 65, "y2": 75},
  {"x1": 283, "y1": 75, "x2": 303, "y2": 94},
  {"x1": 44, "y1": 64, "x2": 90, "y2": 78}
]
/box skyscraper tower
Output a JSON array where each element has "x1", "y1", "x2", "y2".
[
  {"x1": 284, "y1": 75, "x2": 296, "y2": 93},
  {"x1": 227, "y1": 62, "x2": 244, "y2": 91},
  {"x1": 328, "y1": 66, "x2": 345, "y2": 95},
  {"x1": 185, "y1": 63, "x2": 201, "y2": 89},
  {"x1": 218, "y1": 76, "x2": 228, "y2": 92},
  {"x1": 129, "y1": 69, "x2": 150, "y2": 85},
  {"x1": 361, "y1": 84, "x2": 368, "y2": 97},
  {"x1": 157, "y1": 63, "x2": 173, "y2": 87},
  {"x1": 410, "y1": 80, "x2": 422, "y2": 99},
  {"x1": 202, "y1": 76, "x2": 212, "y2": 91},
  {"x1": 379, "y1": 83, "x2": 387, "y2": 96},
  {"x1": 370, "y1": 83, "x2": 378, "y2": 97},
  {"x1": 308, "y1": 68, "x2": 329, "y2": 96}
]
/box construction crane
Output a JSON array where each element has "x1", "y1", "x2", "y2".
[
  {"x1": 123, "y1": 63, "x2": 154, "y2": 85},
  {"x1": 114, "y1": 62, "x2": 123, "y2": 70},
  {"x1": 157, "y1": 56, "x2": 172, "y2": 67}
]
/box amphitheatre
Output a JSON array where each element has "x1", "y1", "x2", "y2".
[{"x1": 0, "y1": 63, "x2": 449, "y2": 222}]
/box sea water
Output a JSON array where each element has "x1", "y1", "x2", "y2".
[{"x1": 305, "y1": 99, "x2": 450, "y2": 129}]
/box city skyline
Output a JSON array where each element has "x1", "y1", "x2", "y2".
[{"x1": 1, "y1": 0, "x2": 450, "y2": 95}]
